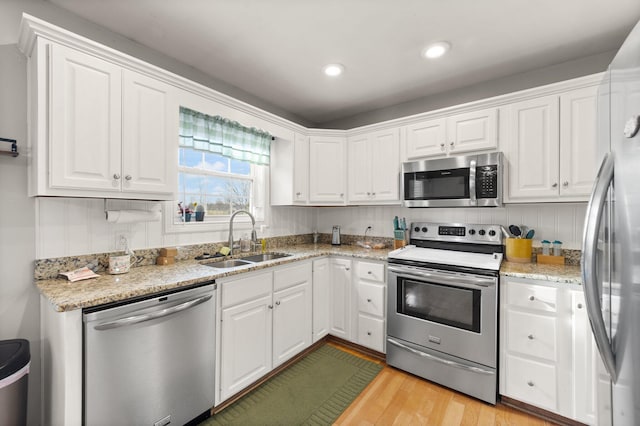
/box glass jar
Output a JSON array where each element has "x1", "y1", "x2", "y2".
[
  {"x1": 541, "y1": 240, "x2": 551, "y2": 256},
  {"x1": 552, "y1": 240, "x2": 562, "y2": 256},
  {"x1": 240, "y1": 234, "x2": 251, "y2": 252}
]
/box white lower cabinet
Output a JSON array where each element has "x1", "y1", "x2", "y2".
[
  {"x1": 500, "y1": 277, "x2": 598, "y2": 424},
  {"x1": 312, "y1": 258, "x2": 331, "y2": 342},
  {"x1": 353, "y1": 261, "x2": 386, "y2": 353},
  {"x1": 218, "y1": 261, "x2": 312, "y2": 404},
  {"x1": 328, "y1": 258, "x2": 352, "y2": 340}
]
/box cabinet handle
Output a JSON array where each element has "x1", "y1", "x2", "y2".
[
  {"x1": 577, "y1": 303, "x2": 583, "y2": 309},
  {"x1": 268, "y1": 305, "x2": 273, "y2": 309},
  {"x1": 563, "y1": 181, "x2": 569, "y2": 187},
  {"x1": 528, "y1": 334, "x2": 535, "y2": 340},
  {"x1": 527, "y1": 381, "x2": 534, "y2": 387},
  {"x1": 113, "y1": 173, "x2": 121, "y2": 180},
  {"x1": 529, "y1": 295, "x2": 535, "y2": 301},
  {"x1": 275, "y1": 301, "x2": 281, "y2": 306},
  {"x1": 125, "y1": 175, "x2": 132, "y2": 181},
  {"x1": 552, "y1": 182, "x2": 558, "y2": 188},
  {"x1": 367, "y1": 331, "x2": 372, "y2": 336}
]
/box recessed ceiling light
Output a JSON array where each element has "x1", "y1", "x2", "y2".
[
  {"x1": 423, "y1": 42, "x2": 451, "y2": 59},
  {"x1": 323, "y1": 63, "x2": 345, "y2": 77}
]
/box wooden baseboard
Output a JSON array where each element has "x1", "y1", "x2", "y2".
[
  {"x1": 212, "y1": 337, "x2": 329, "y2": 414},
  {"x1": 326, "y1": 335, "x2": 386, "y2": 362},
  {"x1": 500, "y1": 396, "x2": 584, "y2": 426}
]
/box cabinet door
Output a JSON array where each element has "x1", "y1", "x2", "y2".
[
  {"x1": 571, "y1": 290, "x2": 598, "y2": 425},
  {"x1": 293, "y1": 133, "x2": 310, "y2": 203},
  {"x1": 312, "y1": 258, "x2": 330, "y2": 342},
  {"x1": 309, "y1": 136, "x2": 346, "y2": 203},
  {"x1": 122, "y1": 70, "x2": 177, "y2": 197},
  {"x1": 329, "y1": 258, "x2": 352, "y2": 340},
  {"x1": 220, "y1": 295, "x2": 273, "y2": 401},
  {"x1": 370, "y1": 129, "x2": 400, "y2": 202},
  {"x1": 447, "y1": 108, "x2": 498, "y2": 154},
  {"x1": 272, "y1": 282, "x2": 312, "y2": 368},
  {"x1": 506, "y1": 95, "x2": 560, "y2": 200},
  {"x1": 559, "y1": 86, "x2": 599, "y2": 199},
  {"x1": 347, "y1": 134, "x2": 371, "y2": 202},
  {"x1": 49, "y1": 43, "x2": 122, "y2": 192},
  {"x1": 405, "y1": 118, "x2": 446, "y2": 159}
]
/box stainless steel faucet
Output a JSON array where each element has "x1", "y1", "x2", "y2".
[{"x1": 227, "y1": 210, "x2": 257, "y2": 255}]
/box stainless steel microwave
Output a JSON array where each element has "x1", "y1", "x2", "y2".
[{"x1": 402, "y1": 152, "x2": 503, "y2": 208}]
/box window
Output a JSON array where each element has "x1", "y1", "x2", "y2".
[{"x1": 171, "y1": 107, "x2": 271, "y2": 228}]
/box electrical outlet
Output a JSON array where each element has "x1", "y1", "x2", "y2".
[{"x1": 115, "y1": 233, "x2": 130, "y2": 251}]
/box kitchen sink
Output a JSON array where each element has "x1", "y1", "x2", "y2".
[
  {"x1": 203, "y1": 259, "x2": 253, "y2": 269},
  {"x1": 240, "y1": 252, "x2": 292, "y2": 262}
]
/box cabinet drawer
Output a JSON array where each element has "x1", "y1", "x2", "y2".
[
  {"x1": 354, "y1": 261, "x2": 385, "y2": 283},
  {"x1": 273, "y1": 261, "x2": 312, "y2": 292},
  {"x1": 357, "y1": 315, "x2": 385, "y2": 353},
  {"x1": 506, "y1": 310, "x2": 557, "y2": 361},
  {"x1": 357, "y1": 282, "x2": 385, "y2": 317},
  {"x1": 506, "y1": 281, "x2": 557, "y2": 312},
  {"x1": 504, "y1": 354, "x2": 557, "y2": 411},
  {"x1": 221, "y1": 271, "x2": 273, "y2": 308}
]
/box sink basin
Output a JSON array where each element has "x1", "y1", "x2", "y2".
[
  {"x1": 240, "y1": 253, "x2": 292, "y2": 262},
  {"x1": 203, "y1": 259, "x2": 252, "y2": 269}
]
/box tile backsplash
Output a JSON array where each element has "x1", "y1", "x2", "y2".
[{"x1": 36, "y1": 197, "x2": 587, "y2": 259}]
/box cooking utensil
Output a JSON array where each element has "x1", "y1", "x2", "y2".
[
  {"x1": 500, "y1": 226, "x2": 511, "y2": 239},
  {"x1": 508, "y1": 225, "x2": 521, "y2": 238},
  {"x1": 525, "y1": 229, "x2": 535, "y2": 239}
]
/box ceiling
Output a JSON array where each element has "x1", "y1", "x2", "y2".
[{"x1": 48, "y1": 0, "x2": 640, "y2": 127}]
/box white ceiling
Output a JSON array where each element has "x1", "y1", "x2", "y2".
[{"x1": 48, "y1": 0, "x2": 640, "y2": 126}]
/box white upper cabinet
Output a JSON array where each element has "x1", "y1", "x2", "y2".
[
  {"x1": 309, "y1": 135, "x2": 347, "y2": 204},
  {"x1": 404, "y1": 108, "x2": 498, "y2": 160},
  {"x1": 348, "y1": 128, "x2": 400, "y2": 204},
  {"x1": 49, "y1": 43, "x2": 123, "y2": 192},
  {"x1": 270, "y1": 132, "x2": 310, "y2": 205},
  {"x1": 505, "y1": 85, "x2": 599, "y2": 202},
  {"x1": 122, "y1": 70, "x2": 177, "y2": 196},
  {"x1": 28, "y1": 39, "x2": 177, "y2": 200},
  {"x1": 293, "y1": 133, "x2": 310, "y2": 203}
]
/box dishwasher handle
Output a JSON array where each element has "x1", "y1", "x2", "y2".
[{"x1": 93, "y1": 294, "x2": 213, "y2": 331}]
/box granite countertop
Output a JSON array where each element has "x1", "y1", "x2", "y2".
[
  {"x1": 37, "y1": 243, "x2": 583, "y2": 312},
  {"x1": 500, "y1": 261, "x2": 582, "y2": 284},
  {"x1": 37, "y1": 244, "x2": 392, "y2": 312}
]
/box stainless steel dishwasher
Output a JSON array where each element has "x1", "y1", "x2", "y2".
[{"x1": 83, "y1": 282, "x2": 216, "y2": 426}]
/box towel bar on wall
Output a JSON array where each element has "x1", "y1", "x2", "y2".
[{"x1": 0, "y1": 137, "x2": 19, "y2": 157}]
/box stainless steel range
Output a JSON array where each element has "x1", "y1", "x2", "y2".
[{"x1": 386, "y1": 222, "x2": 503, "y2": 404}]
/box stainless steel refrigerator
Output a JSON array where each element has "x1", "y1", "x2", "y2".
[{"x1": 582, "y1": 19, "x2": 640, "y2": 426}]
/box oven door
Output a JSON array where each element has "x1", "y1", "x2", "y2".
[{"x1": 387, "y1": 264, "x2": 497, "y2": 368}]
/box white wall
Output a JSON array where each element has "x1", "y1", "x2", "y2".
[
  {"x1": 315, "y1": 203, "x2": 587, "y2": 249},
  {"x1": 0, "y1": 44, "x2": 40, "y2": 425}
]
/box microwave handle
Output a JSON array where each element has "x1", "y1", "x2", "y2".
[{"x1": 469, "y1": 159, "x2": 477, "y2": 205}]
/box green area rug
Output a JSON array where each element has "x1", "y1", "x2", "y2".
[{"x1": 202, "y1": 344, "x2": 383, "y2": 426}]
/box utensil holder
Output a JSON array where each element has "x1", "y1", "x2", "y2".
[
  {"x1": 505, "y1": 238, "x2": 532, "y2": 263},
  {"x1": 394, "y1": 230, "x2": 407, "y2": 249}
]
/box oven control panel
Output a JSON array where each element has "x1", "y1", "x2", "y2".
[{"x1": 410, "y1": 222, "x2": 502, "y2": 245}]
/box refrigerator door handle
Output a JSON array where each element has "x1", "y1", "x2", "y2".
[{"x1": 582, "y1": 152, "x2": 617, "y2": 382}]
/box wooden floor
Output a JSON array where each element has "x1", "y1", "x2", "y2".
[{"x1": 329, "y1": 342, "x2": 557, "y2": 426}]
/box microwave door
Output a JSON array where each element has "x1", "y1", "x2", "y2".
[{"x1": 404, "y1": 168, "x2": 471, "y2": 207}]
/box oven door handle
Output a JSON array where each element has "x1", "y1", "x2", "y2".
[
  {"x1": 388, "y1": 265, "x2": 496, "y2": 289},
  {"x1": 387, "y1": 338, "x2": 494, "y2": 375}
]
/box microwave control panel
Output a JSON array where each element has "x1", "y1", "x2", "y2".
[{"x1": 476, "y1": 165, "x2": 498, "y2": 199}]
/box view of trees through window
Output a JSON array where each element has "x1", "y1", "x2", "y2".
[{"x1": 177, "y1": 148, "x2": 253, "y2": 221}]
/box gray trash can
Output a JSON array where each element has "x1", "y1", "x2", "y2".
[{"x1": 0, "y1": 339, "x2": 30, "y2": 426}]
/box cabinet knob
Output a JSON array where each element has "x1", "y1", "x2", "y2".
[
  {"x1": 528, "y1": 334, "x2": 535, "y2": 340},
  {"x1": 367, "y1": 331, "x2": 372, "y2": 336},
  {"x1": 367, "y1": 192, "x2": 371, "y2": 196},
  {"x1": 367, "y1": 271, "x2": 372, "y2": 275},
  {"x1": 371, "y1": 192, "x2": 376, "y2": 196},
  {"x1": 367, "y1": 298, "x2": 372, "y2": 303},
  {"x1": 563, "y1": 181, "x2": 569, "y2": 187},
  {"x1": 552, "y1": 182, "x2": 558, "y2": 188},
  {"x1": 113, "y1": 173, "x2": 121, "y2": 180},
  {"x1": 440, "y1": 143, "x2": 445, "y2": 148},
  {"x1": 125, "y1": 175, "x2": 132, "y2": 181},
  {"x1": 529, "y1": 295, "x2": 535, "y2": 301},
  {"x1": 450, "y1": 141, "x2": 454, "y2": 147},
  {"x1": 527, "y1": 381, "x2": 534, "y2": 387},
  {"x1": 340, "y1": 193, "x2": 344, "y2": 197},
  {"x1": 296, "y1": 192, "x2": 301, "y2": 196},
  {"x1": 268, "y1": 305, "x2": 273, "y2": 309},
  {"x1": 345, "y1": 267, "x2": 350, "y2": 271},
  {"x1": 275, "y1": 301, "x2": 281, "y2": 306},
  {"x1": 577, "y1": 303, "x2": 583, "y2": 309}
]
